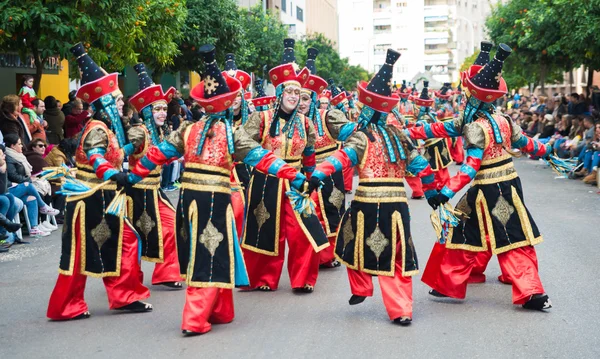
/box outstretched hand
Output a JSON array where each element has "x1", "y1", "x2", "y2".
[
  {"x1": 306, "y1": 176, "x2": 321, "y2": 196},
  {"x1": 428, "y1": 193, "x2": 450, "y2": 210},
  {"x1": 110, "y1": 172, "x2": 129, "y2": 191}
]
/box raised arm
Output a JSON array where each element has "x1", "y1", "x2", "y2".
[
  {"x1": 324, "y1": 108, "x2": 358, "y2": 141},
  {"x1": 405, "y1": 116, "x2": 463, "y2": 140},
  {"x1": 310, "y1": 131, "x2": 367, "y2": 188},
  {"x1": 510, "y1": 119, "x2": 552, "y2": 157}
]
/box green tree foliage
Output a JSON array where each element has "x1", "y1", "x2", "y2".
[
  {"x1": 0, "y1": 0, "x2": 185, "y2": 91},
  {"x1": 294, "y1": 33, "x2": 370, "y2": 90}
]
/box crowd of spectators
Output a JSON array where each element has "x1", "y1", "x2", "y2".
[{"x1": 496, "y1": 88, "x2": 600, "y2": 186}]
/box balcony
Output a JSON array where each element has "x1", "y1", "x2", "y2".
[{"x1": 424, "y1": 5, "x2": 449, "y2": 18}]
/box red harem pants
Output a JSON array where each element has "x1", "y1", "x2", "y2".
[
  {"x1": 347, "y1": 240, "x2": 413, "y2": 320},
  {"x1": 405, "y1": 175, "x2": 424, "y2": 198},
  {"x1": 429, "y1": 244, "x2": 544, "y2": 304},
  {"x1": 181, "y1": 287, "x2": 234, "y2": 334},
  {"x1": 231, "y1": 189, "x2": 245, "y2": 241},
  {"x1": 447, "y1": 137, "x2": 465, "y2": 164},
  {"x1": 311, "y1": 190, "x2": 336, "y2": 265},
  {"x1": 242, "y1": 196, "x2": 320, "y2": 290},
  {"x1": 47, "y1": 219, "x2": 150, "y2": 320},
  {"x1": 150, "y1": 199, "x2": 182, "y2": 285},
  {"x1": 421, "y1": 241, "x2": 492, "y2": 287}
]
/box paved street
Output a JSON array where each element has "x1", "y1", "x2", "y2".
[{"x1": 1, "y1": 158, "x2": 599, "y2": 358}]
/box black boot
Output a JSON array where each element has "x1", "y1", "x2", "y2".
[
  {"x1": 0, "y1": 213, "x2": 21, "y2": 233},
  {"x1": 522, "y1": 294, "x2": 552, "y2": 311},
  {"x1": 393, "y1": 316, "x2": 412, "y2": 326},
  {"x1": 349, "y1": 295, "x2": 366, "y2": 305},
  {"x1": 428, "y1": 289, "x2": 449, "y2": 298}
]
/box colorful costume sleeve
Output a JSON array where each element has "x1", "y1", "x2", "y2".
[
  {"x1": 128, "y1": 122, "x2": 190, "y2": 184},
  {"x1": 302, "y1": 115, "x2": 317, "y2": 178},
  {"x1": 405, "y1": 117, "x2": 462, "y2": 140},
  {"x1": 325, "y1": 109, "x2": 357, "y2": 141},
  {"x1": 439, "y1": 122, "x2": 485, "y2": 199},
  {"x1": 312, "y1": 131, "x2": 367, "y2": 182},
  {"x1": 405, "y1": 146, "x2": 437, "y2": 198},
  {"x1": 124, "y1": 125, "x2": 147, "y2": 157},
  {"x1": 234, "y1": 111, "x2": 306, "y2": 189},
  {"x1": 509, "y1": 120, "x2": 552, "y2": 158},
  {"x1": 82, "y1": 127, "x2": 120, "y2": 181}
]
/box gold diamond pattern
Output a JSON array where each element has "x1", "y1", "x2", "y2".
[
  {"x1": 136, "y1": 210, "x2": 156, "y2": 238},
  {"x1": 91, "y1": 218, "x2": 111, "y2": 249},
  {"x1": 254, "y1": 200, "x2": 270, "y2": 231},
  {"x1": 199, "y1": 220, "x2": 224, "y2": 257},
  {"x1": 366, "y1": 226, "x2": 389, "y2": 260},
  {"x1": 455, "y1": 194, "x2": 472, "y2": 219},
  {"x1": 342, "y1": 220, "x2": 354, "y2": 248},
  {"x1": 328, "y1": 186, "x2": 345, "y2": 211},
  {"x1": 491, "y1": 195, "x2": 514, "y2": 226}
]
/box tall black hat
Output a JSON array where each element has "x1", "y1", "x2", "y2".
[
  {"x1": 400, "y1": 80, "x2": 407, "y2": 92},
  {"x1": 306, "y1": 47, "x2": 318, "y2": 74},
  {"x1": 70, "y1": 43, "x2": 103, "y2": 85},
  {"x1": 133, "y1": 63, "x2": 154, "y2": 90},
  {"x1": 470, "y1": 43, "x2": 512, "y2": 90},
  {"x1": 199, "y1": 44, "x2": 231, "y2": 98},
  {"x1": 328, "y1": 78, "x2": 342, "y2": 98},
  {"x1": 440, "y1": 82, "x2": 451, "y2": 95},
  {"x1": 420, "y1": 81, "x2": 430, "y2": 100},
  {"x1": 366, "y1": 49, "x2": 401, "y2": 96},
  {"x1": 224, "y1": 53, "x2": 237, "y2": 72},
  {"x1": 255, "y1": 78, "x2": 267, "y2": 98},
  {"x1": 282, "y1": 38, "x2": 296, "y2": 65},
  {"x1": 474, "y1": 41, "x2": 493, "y2": 66}
]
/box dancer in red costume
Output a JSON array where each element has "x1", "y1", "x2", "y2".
[
  {"x1": 47, "y1": 43, "x2": 152, "y2": 320},
  {"x1": 130, "y1": 45, "x2": 312, "y2": 335},
  {"x1": 296, "y1": 48, "x2": 357, "y2": 269},
  {"x1": 308, "y1": 49, "x2": 437, "y2": 325},
  {"x1": 237, "y1": 39, "x2": 329, "y2": 293},
  {"x1": 127, "y1": 63, "x2": 182, "y2": 289},
  {"x1": 436, "y1": 82, "x2": 465, "y2": 165},
  {"x1": 409, "y1": 44, "x2": 552, "y2": 311}
]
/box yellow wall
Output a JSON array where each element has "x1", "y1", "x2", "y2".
[
  {"x1": 38, "y1": 59, "x2": 70, "y2": 103},
  {"x1": 190, "y1": 71, "x2": 201, "y2": 90}
]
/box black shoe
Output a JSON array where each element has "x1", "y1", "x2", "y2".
[
  {"x1": 72, "y1": 311, "x2": 91, "y2": 320},
  {"x1": 2, "y1": 222, "x2": 21, "y2": 233},
  {"x1": 0, "y1": 246, "x2": 8, "y2": 253},
  {"x1": 155, "y1": 282, "x2": 183, "y2": 289},
  {"x1": 393, "y1": 316, "x2": 412, "y2": 326},
  {"x1": 115, "y1": 301, "x2": 153, "y2": 313},
  {"x1": 428, "y1": 289, "x2": 449, "y2": 298},
  {"x1": 182, "y1": 329, "x2": 204, "y2": 336},
  {"x1": 256, "y1": 285, "x2": 272, "y2": 292},
  {"x1": 320, "y1": 260, "x2": 341, "y2": 269},
  {"x1": 14, "y1": 238, "x2": 29, "y2": 245},
  {"x1": 522, "y1": 294, "x2": 552, "y2": 311},
  {"x1": 349, "y1": 294, "x2": 367, "y2": 305}
]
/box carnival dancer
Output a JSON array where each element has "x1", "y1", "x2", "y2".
[
  {"x1": 235, "y1": 38, "x2": 329, "y2": 293},
  {"x1": 319, "y1": 90, "x2": 331, "y2": 110},
  {"x1": 129, "y1": 44, "x2": 313, "y2": 334},
  {"x1": 413, "y1": 81, "x2": 452, "y2": 189},
  {"x1": 297, "y1": 48, "x2": 357, "y2": 269},
  {"x1": 126, "y1": 63, "x2": 182, "y2": 289},
  {"x1": 409, "y1": 44, "x2": 553, "y2": 310},
  {"x1": 47, "y1": 43, "x2": 152, "y2": 320},
  {"x1": 435, "y1": 82, "x2": 464, "y2": 165},
  {"x1": 396, "y1": 81, "x2": 424, "y2": 199},
  {"x1": 307, "y1": 49, "x2": 437, "y2": 325},
  {"x1": 223, "y1": 53, "x2": 253, "y2": 238}
]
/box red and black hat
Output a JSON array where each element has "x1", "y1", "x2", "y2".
[
  {"x1": 70, "y1": 43, "x2": 120, "y2": 104},
  {"x1": 357, "y1": 49, "x2": 401, "y2": 113},
  {"x1": 252, "y1": 78, "x2": 275, "y2": 107},
  {"x1": 319, "y1": 89, "x2": 332, "y2": 102},
  {"x1": 474, "y1": 41, "x2": 493, "y2": 66},
  {"x1": 223, "y1": 53, "x2": 251, "y2": 90},
  {"x1": 269, "y1": 38, "x2": 310, "y2": 89},
  {"x1": 462, "y1": 43, "x2": 511, "y2": 103},
  {"x1": 435, "y1": 82, "x2": 452, "y2": 100},
  {"x1": 129, "y1": 63, "x2": 176, "y2": 112},
  {"x1": 398, "y1": 80, "x2": 410, "y2": 99},
  {"x1": 412, "y1": 81, "x2": 434, "y2": 107},
  {"x1": 190, "y1": 44, "x2": 241, "y2": 113},
  {"x1": 302, "y1": 47, "x2": 327, "y2": 95},
  {"x1": 328, "y1": 78, "x2": 347, "y2": 107}
]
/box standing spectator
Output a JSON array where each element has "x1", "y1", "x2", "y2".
[
  {"x1": 28, "y1": 99, "x2": 47, "y2": 141},
  {"x1": 64, "y1": 98, "x2": 89, "y2": 138},
  {"x1": 167, "y1": 98, "x2": 183, "y2": 131},
  {"x1": 43, "y1": 96, "x2": 65, "y2": 144},
  {"x1": 61, "y1": 90, "x2": 77, "y2": 117},
  {"x1": 0, "y1": 95, "x2": 31, "y2": 146}
]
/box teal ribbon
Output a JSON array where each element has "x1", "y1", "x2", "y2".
[
  {"x1": 141, "y1": 106, "x2": 161, "y2": 145},
  {"x1": 196, "y1": 109, "x2": 235, "y2": 155}
]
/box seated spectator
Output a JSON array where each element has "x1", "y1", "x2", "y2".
[
  {"x1": 44, "y1": 96, "x2": 65, "y2": 145},
  {"x1": 45, "y1": 138, "x2": 77, "y2": 168},
  {"x1": 26, "y1": 139, "x2": 63, "y2": 227},
  {"x1": 64, "y1": 98, "x2": 89, "y2": 138},
  {"x1": 0, "y1": 144, "x2": 25, "y2": 247},
  {"x1": 4, "y1": 134, "x2": 59, "y2": 236},
  {"x1": 0, "y1": 95, "x2": 31, "y2": 146},
  {"x1": 573, "y1": 117, "x2": 596, "y2": 176},
  {"x1": 581, "y1": 123, "x2": 600, "y2": 186},
  {"x1": 538, "y1": 114, "x2": 556, "y2": 141}
]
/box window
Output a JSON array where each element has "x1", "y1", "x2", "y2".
[
  {"x1": 296, "y1": 6, "x2": 303, "y2": 22},
  {"x1": 353, "y1": 27, "x2": 364, "y2": 31},
  {"x1": 374, "y1": 25, "x2": 392, "y2": 33},
  {"x1": 288, "y1": 24, "x2": 296, "y2": 35},
  {"x1": 281, "y1": 0, "x2": 286, "y2": 13},
  {"x1": 396, "y1": 2, "x2": 407, "y2": 7}
]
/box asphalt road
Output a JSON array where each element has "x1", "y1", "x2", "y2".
[{"x1": 1, "y1": 158, "x2": 599, "y2": 358}]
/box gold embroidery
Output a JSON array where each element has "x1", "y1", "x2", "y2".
[
  {"x1": 136, "y1": 209, "x2": 156, "y2": 239},
  {"x1": 328, "y1": 186, "x2": 344, "y2": 211},
  {"x1": 254, "y1": 200, "x2": 270, "y2": 232},
  {"x1": 342, "y1": 219, "x2": 354, "y2": 248},
  {"x1": 455, "y1": 193, "x2": 472, "y2": 219},
  {"x1": 464, "y1": 122, "x2": 486, "y2": 149},
  {"x1": 365, "y1": 226, "x2": 389, "y2": 260},
  {"x1": 491, "y1": 195, "x2": 514, "y2": 226},
  {"x1": 198, "y1": 220, "x2": 224, "y2": 256},
  {"x1": 91, "y1": 218, "x2": 111, "y2": 249}
]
